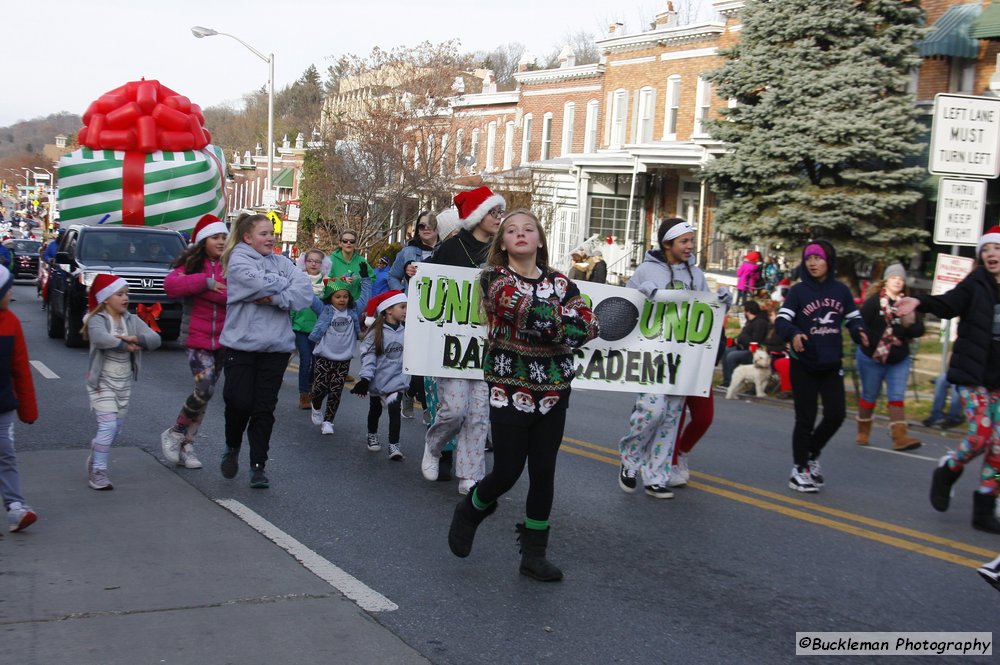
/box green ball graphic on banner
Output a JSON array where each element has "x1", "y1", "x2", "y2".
[{"x1": 594, "y1": 297, "x2": 638, "y2": 341}]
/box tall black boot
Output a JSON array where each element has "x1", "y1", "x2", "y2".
[
  {"x1": 972, "y1": 492, "x2": 1000, "y2": 534},
  {"x1": 448, "y1": 489, "x2": 495, "y2": 558},
  {"x1": 929, "y1": 457, "x2": 963, "y2": 512},
  {"x1": 515, "y1": 523, "x2": 563, "y2": 582}
]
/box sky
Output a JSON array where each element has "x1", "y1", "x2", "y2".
[{"x1": 4, "y1": 0, "x2": 712, "y2": 127}]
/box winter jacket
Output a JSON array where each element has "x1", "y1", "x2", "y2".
[
  {"x1": 857, "y1": 292, "x2": 924, "y2": 366},
  {"x1": 628, "y1": 250, "x2": 709, "y2": 293},
  {"x1": 220, "y1": 243, "x2": 314, "y2": 354},
  {"x1": 358, "y1": 322, "x2": 409, "y2": 396},
  {"x1": 86, "y1": 311, "x2": 161, "y2": 389},
  {"x1": 290, "y1": 272, "x2": 325, "y2": 334},
  {"x1": 736, "y1": 260, "x2": 761, "y2": 292},
  {"x1": 916, "y1": 266, "x2": 1000, "y2": 388},
  {"x1": 735, "y1": 314, "x2": 770, "y2": 350},
  {"x1": 326, "y1": 249, "x2": 373, "y2": 301},
  {"x1": 389, "y1": 239, "x2": 435, "y2": 291},
  {"x1": 310, "y1": 278, "x2": 371, "y2": 362},
  {"x1": 587, "y1": 257, "x2": 608, "y2": 284},
  {"x1": 482, "y1": 266, "x2": 599, "y2": 423},
  {"x1": 0, "y1": 309, "x2": 37, "y2": 422},
  {"x1": 428, "y1": 228, "x2": 490, "y2": 269},
  {"x1": 775, "y1": 240, "x2": 865, "y2": 371},
  {"x1": 372, "y1": 266, "x2": 391, "y2": 297},
  {"x1": 164, "y1": 258, "x2": 227, "y2": 350}
]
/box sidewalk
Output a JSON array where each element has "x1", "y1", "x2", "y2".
[{"x1": 0, "y1": 448, "x2": 429, "y2": 665}]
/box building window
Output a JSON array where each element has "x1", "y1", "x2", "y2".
[
  {"x1": 486, "y1": 122, "x2": 497, "y2": 172},
  {"x1": 455, "y1": 129, "x2": 464, "y2": 173},
  {"x1": 949, "y1": 58, "x2": 976, "y2": 93},
  {"x1": 400, "y1": 144, "x2": 408, "y2": 183},
  {"x1": 562, "y1": 102, "x2": 575, "y2": 155},
  {"x1": 693, "y1": 77, "x2": 712, "y2": 136},
  {"x1": 471, "y1": 129, "x2": 480, "y2": 169},
  {"x1": 440, "y1": 134, "x2": 449, "y2": 176},
  {"x1": 414, "y1": 141, "x2": 421, "y2": 170},
  {"x1": 584, "y1": 100, "x2": 599, "y2": 152},
  {"x1": 521, "y1": 113, "x2": 533, "y2": 164},
  {"x1": 664, "y1": 75, "x2": 681, "y2": 139},
  {"x1": 503, "y1": 121, "x2": 515, "y2": 170},
  {"x1": 637, "y1": 87, "x2": 655, "y2": 143},
  {"x1": 610, "y1": 89, "x2": 628, "y2": 147},
  {"x1": 589, "y1": 195, "x2": 642, "y2": 247},
  {"x1": 541, "y1": 112, "x2": 553, "y2": 160},
  {"x1": 425, "y1": 135, "x2": 434, "y2": 175}
]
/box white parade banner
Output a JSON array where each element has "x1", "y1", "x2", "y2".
[
  {"x1": 402, "y1": 264, "x2": 725, "y2": 396},
  {"x1": 934, "y1": 178, "x2": 986, "y2": 246},
  {"x1": 929, "y1": 93, "x2": 1000, "y2": 178}
]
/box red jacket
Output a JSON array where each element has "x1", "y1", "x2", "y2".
[
  {"x1": 0, "y1": 309, "x2": 37, "y2": 423},
  {"x1": 164, "y1": 259, "x2": 227, "y2": 350}
]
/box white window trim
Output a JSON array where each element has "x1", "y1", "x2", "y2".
[
  {"x1": 663, "y1": 75, "x2": 681, "y2": 140},
  {"x1": 637, "y1": 86, "x2": 655, "y2": 144},
  {"x1": 562, "y1": 102, "x2": 575, "y2": 155},
  {"x1": 693, "y1": 77, "x2": 712, "y2": 137},
  {"x1": 610, "y1": 89, "x2": 628, "y2": 148},
  {"x1": 440, "y1": 133, "x2": 449, "y2": 176},
  {"x1": 503, "y1": 121, "x2": 515, "y2": 170},
  {"x1": 585, "y1": 99, "x2": 599, "y2": 153},
  {"x1": 541, "y1": 112, "x2": 553, "y2": 161},
  {"x1": 486, "y1": 122, "x2": 497, "y2": 172},
  {"x1": 471, "y1": 129, "x2": 480, "y2": 170},
  {"x1": 454, "y1": 129, "x2": 464, "y2": 174},
  {"x1": 521, "y1": 113, "x2": 533, "y2": 164}
]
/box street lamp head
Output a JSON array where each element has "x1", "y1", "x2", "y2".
[{"x1": 191, "y1": 26, "x2": 218, "y2": 38}]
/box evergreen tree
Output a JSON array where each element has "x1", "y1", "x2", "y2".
[{"x1": 702, "y1": 0, "x2": 927, "y2": 288}]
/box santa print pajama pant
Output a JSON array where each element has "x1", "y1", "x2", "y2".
[
  {"x1": 311, "y1": 357, "x2": 351, "y2": 422},
  {"x1": 476, "y1": 409, "x2": 567, "y2": 522},
  {"x1": 789, "y1": 360, "x2": 846, "y2": 468},
  {"x1": 423, "y1": 377, "x2": 488, "y2": 481},
  {"x1": 950, "y1": 387, "x2": 1000, "y2": 496},
  {"x1": 619, "y1": 392, "x2": 685, "y2": 487},
  {"x1": 170, "y1": 348, "x2": 225, "y2": 443},
  {"x1": 223, "y1": 350, "x2": 290, "y2": 468}
]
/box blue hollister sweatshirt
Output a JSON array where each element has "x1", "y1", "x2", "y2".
[{"x1": 775, "y1": 240, "x2": 866, "y2": 371}]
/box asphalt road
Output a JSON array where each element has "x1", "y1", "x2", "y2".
[{"x1": 9, "y1": 283, "x2": 997, "y2": 664}]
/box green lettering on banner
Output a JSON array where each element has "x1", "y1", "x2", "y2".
[
  {"x1": 639, "y1": 301, "x2": 664, "y2": 339},
  {"x1": 579, "y1": 293, "x2": 593, "y2": 308},
  {"x1": 686, "y1": 302, "x2": 713, "y2": 344},
  {"x1": 444, "y1": 279, "x2": 470, "y2": 323},
  {"x1": 421, "y1": 277, "x2": 485, "y2": 325},
  {"x1": 663, "y1": 302, "x2": 688, "y2": 342},
  {"x1": 419, "y1": 277, "x2": 447, "y2": 322}
]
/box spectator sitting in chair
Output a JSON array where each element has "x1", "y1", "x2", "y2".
[{"x1": 720, "y1": 299, "x2": 769, "y2": 388}]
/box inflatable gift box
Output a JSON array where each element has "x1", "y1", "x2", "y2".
[{"x1": 57, "y1": 79, "x2": 227, "y2": 230}]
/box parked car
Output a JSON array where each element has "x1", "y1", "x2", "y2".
[
  {"x1": 9, "y1": 239, "x2": 41, "y2": 280},
  {"x1": 46, "y1": 225, "x2": 186, "y2": 347}
]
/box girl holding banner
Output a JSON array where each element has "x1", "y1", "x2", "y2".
[{"x1": 447, "y1": 209, "x2": 598, "y2": 582}]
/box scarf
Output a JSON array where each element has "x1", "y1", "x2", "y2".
[{"x1": 871, "y1": 289, "x2": 902, "y2": 364}]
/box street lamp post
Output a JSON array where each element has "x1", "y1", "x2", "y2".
[{"x1": 191, "y1": 26, "x2": 274, "y2": 205}]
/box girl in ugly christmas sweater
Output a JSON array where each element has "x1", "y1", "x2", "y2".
[{"x1": 447, "y1": 209, "x2": 599, "y2": 582}]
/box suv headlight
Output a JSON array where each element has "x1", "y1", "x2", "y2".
[{"x1": 79, "y1": 271, "x2": 99, "y2": 287}]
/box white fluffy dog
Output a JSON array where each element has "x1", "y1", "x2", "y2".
[{"x1": 726, "y1": 349, "x2": 772, "y2": 399}]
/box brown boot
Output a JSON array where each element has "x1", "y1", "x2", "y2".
[
  {"x1": 856, "y1": 405, "x2": 874, "y2": 446},
  {"x1": 298, "y1": 392, "x2": 311, "y2": 410},
  {"x1": 888, "y1": 404, "x2": 921, "y2": 451}
]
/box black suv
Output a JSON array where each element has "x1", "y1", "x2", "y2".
[
  {"x1": 46, "y1": 225, "x2": 186, "y2": 347},
  {"x1": 9, "y1": 239, "x2": 41, "y2": 280}
]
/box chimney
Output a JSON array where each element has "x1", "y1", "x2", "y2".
[
  {"x1": 655, "y1": 1, "x2": 678, "y2": 27},
  {"x1": 558, "y1": 46, "x2": 576, "y2": 69},
  {"x1": 608, "y1": 21, "x2": 624, "y2": 36},
  {"x1": 517, "y1": 53, "x2": 533, "y2": 73}
]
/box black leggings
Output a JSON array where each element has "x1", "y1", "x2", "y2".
[
  {"x1": 367, "y1": 393, "x2": 402, "y2": 443},
  {"x1": 476, "y1": 409, "x2": 567, "y2": 523},
  {"x1": 223, "y1": 350, "x2": 290, "y2": 467},
  {"x1": 789, "y1": 360, "x2": 846, "y2": 467}
]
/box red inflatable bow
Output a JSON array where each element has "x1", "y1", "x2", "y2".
[{"x1": 137, "y1": 303, "x2": 162, "y2": 333}]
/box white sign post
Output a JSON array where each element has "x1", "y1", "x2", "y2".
[
  {"x1": 929, "y1": 93, "x2": 1000, "y2": 178},
  {"x1": 931, "y1": 253, "x2": 974, "y2": 296},
  {"x1": 934, "y1": 178, "x2": 986, "y2": 246}
]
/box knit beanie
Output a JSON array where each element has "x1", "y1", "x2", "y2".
[
  {"x1": 882, "y1": 263, "x2": 906, "y2": 281},
  {"x1": 803, "y1": 243, "x2": 827, "y2": 262}
]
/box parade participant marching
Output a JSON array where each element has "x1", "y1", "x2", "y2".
[
  {"x1": 291, "y1": 249, "x2": 328, "y2": 409},
  {"x1": 618, "y1": 218, "x2": 729, "y2": 499},
  {"x1": 326, "y1": 229, "x2": 372, "y2": 302},
  {"x1": 160, "y1": 214, "x2": 228, "y2": 469},
  {"x1": 349, "y1": 290, "x2": 409, "y2": 460},
  {"x1": 308, "y1": 277, "x2": 371, "y2": 436},
  {"x1": 389, "y1": 211, "x2": 438, "y2": 292},
  {"x1": 420, "y1": 186, "x2": 505, "y2": 494},
  {"x1": 0, "y1": 265, "x2": 39, "y2": 530},
  {"x1": 447, "y1": 209, "x2": 598, "y2": 581},
  {"x1": 775, "y1": 240, "x2": 868, "y2": 493},
  {"x1": 84, "y1": 274, "x2": 161, "y2": 490},
  {"x1": 896, "y1": 226, "x2": 1000, "y2": 533},
  {"x1": 219, "y1": 213, "x2": 313, "y2": 489}
]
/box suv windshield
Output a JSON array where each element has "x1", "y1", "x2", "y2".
[
  {"x1": 78, "y1": 230, "x2": 184, "y2": 265},
  {"x1": 12, "y1": 241, "x2": 40, "y2": 253}
]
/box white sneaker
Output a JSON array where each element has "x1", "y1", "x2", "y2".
[
  {"x1": 161, "y1": 428, "x2": 183, "y2": 464},
  {"x1": 667, "y1": 454, "x2": 690, "y2": 487},
  {"x1": 178, "y1": 444, "x2": 203, "y2": 469},
  {"x1": 321, "y1": 421, "x2": 334, "y2": 435},
  {"x1": 8, "y1": 504, "x2": 37, "y2": 532},
  {"x1": 311, "y1": 408, "x2": 323, "y2": 426},
  {"x1": 458, "y1": 479, "x2": 476, "y2": 495},
  {"x1": 788, "y1": 465, "x2": 819, "y2": 493},
  {"x1": 388, "y1": 443, "x2": 403, "y2": 460},
  {"x1": 420, "y1": 445, "x2": 439, "y2": 481}
]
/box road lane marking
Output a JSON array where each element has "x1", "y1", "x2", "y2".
[
  {"x1": 559, "y1": 437, "x2": 992, "y2": 564},
  {"x1": 29, "y1": 360, "x2": 59, "y2": 379},
  {"x1": 216, "y1": 499, "x2": 398, "y2": 612}
]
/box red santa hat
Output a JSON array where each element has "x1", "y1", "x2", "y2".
[
  {"x1": 192, "y1": 214, "x2": 228, "y2": 245},
  {"x1": 364, "y1": 289, "x2": 407, "y2": 325},
  {"x1": 454, "y1": 186, "x2": 506, "y2": 231},
  {"x1": 88, "y1": 273, "x2": 128, "y2": 311},
  {"x1": 978, "y1": 225, "x2": 1000, "y2": 255}
]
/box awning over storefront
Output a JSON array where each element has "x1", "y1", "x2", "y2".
[
  {"x1": 917, "y1": 4, "x2": 981, "y2": 59},
  {"x1": 272, "y1": 167, "x2": 293, "y2": 189},
  {"x1": 970, "y1": 3, "x2": 1000, "y2": 40}
]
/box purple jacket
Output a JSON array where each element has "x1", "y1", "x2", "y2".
[
  {"x1": 164, "y1": 259, "x2": 227, "y2": 350},
  {"x1": 736, "y1": 260, "x2": 761, "y2": 292}
]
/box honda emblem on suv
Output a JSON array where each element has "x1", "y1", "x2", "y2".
[{"x1": 140, "y1": 278, "x2": 155, "y2": 288}]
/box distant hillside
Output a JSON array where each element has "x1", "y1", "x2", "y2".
[{"x1": 0, "y1": 113, "x2": 82, "y2": 161}]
